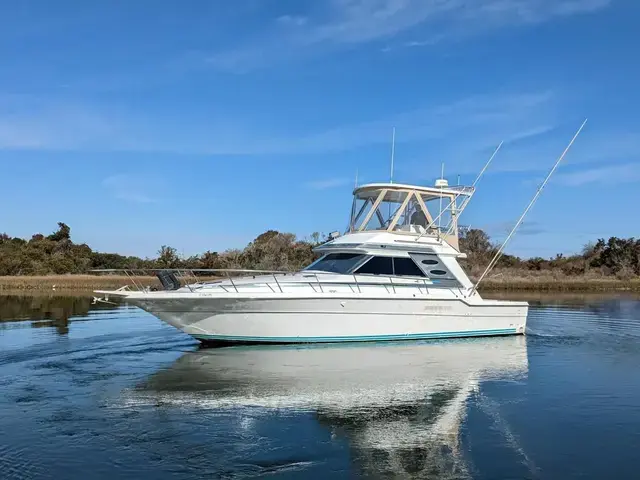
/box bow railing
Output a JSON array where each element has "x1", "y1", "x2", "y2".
[{"x1": 90, "y1": 268, "x2": 443, "y2": 296}]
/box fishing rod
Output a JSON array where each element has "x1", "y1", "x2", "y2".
[
  {"x1": 415, "y1": 141, "x2": 503, "y2": 242},
  {"x1": 468, "y1": 119, "x2": 588, "y2": 296}
]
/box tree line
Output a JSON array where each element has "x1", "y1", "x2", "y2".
[
  {"x1": 0, "y1": 223, "x2": 321, "y2": 275},
  {"x1": 459, "y1": 229, "x2": 640, "y2": 279},
  {"x1": 1, "y1": 222, "x2": 639, "y2": 279}
]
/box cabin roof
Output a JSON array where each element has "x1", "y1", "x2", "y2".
[{"x1": 354, "y1": 182, "x2": 474, "y2": 200}]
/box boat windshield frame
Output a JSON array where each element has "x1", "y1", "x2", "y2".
[{"x1": 349, "y1": 184, "x2": 474, "y2": 237}]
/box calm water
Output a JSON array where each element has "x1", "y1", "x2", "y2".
[{"x1": 1, "y1": 293, "x2": 640, "y2": 479}]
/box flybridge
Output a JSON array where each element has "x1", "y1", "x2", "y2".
[
  {"x1": 348, "y1": 139, "x2": 504, "y2": 251},
  {"x1": 348, "y1": 182, "x2": 476, "y2": 251}
]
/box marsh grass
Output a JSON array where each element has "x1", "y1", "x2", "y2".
[
  {"x1": 475, "y1": 269, "x2": 640, "y2": 291},
  {"x1": 0, "y1": 275, "x2": 161, "y2": 291}
]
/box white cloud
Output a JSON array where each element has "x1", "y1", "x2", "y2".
[
  {"x1": 285, "y1": 91, "x2": 557, "y2": 158},
  {"x1": 483, "y1": 220, "x2": 547, "y2": 237},
  {"x1": 0, "y1": 94, "x2": 115, "y2": 150},
  {"x1": 102, "y1": 174, "x2": 159, "y2": 203},
  {"x1": 403, "y1": 38, "x2": 443, "y2": 48},
  {"x1": 479, "y1": 129, "x2": 640, "y2": 176},
  {"x1": 302, "y1": 0, "x2": 610, "y2": 45},
  {"x1": 3, "y1": 89, "x2": 637, "y2": 182},
  {"x1": 0, "y1": 90, "x2": 556, "y2": 156},
  {"x1": 276, "y1": 15, "x2": 308, "y2": 27},
  {"x1": 305, "y1": 178, "x2": 351, "y2": 190},
  {"x1": 207, "y1": 0, "x2": 612, "y2": 72},
  {"x1": 555, "y1": 163, "x2": 640, "y2": 187}
]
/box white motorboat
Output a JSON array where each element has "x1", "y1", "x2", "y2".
[{"x1": 96, "y1": 180, "x2": 528, "y2": 344}]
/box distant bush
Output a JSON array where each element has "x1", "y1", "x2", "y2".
[{"x1": 458, "y1": 228, "x2": 639, "y2": 279}]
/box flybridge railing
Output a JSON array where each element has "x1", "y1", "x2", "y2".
[{"x1": 90, "y1": 268, "x2": 443, "y2": 295}]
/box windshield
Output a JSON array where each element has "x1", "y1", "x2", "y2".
[
  {"x1": 349, "y1": 188, "x2": 458, "y2": 234},
  {"x1": 305, "y1": 253, "x2": 365, "y2": 274},
  {"x1": 351, "y1": 189, "x2": 410, "y2": 231}
]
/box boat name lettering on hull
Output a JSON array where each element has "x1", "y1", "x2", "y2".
[{"x1": 422, "y1": 306, "x2": 454, "y2": 312}]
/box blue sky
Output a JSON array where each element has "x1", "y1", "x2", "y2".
[{"x1": 1, "y1": 0, "x2": 639, "y2": 259}]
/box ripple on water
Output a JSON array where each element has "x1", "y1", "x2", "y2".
[
  {"x1": 0, "y1": 444, "x2": 44, "y2": 480},
  {"x1": 526, "y1": 300, "x2": 640, "y2": 344},
  {"x1": 2, "y1": 294, "x2": 640, "y2": 479}
]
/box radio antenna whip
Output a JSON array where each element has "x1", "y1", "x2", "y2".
[
  {"x1": 390, "y1": 127, "x2": 396, "y2": 183},
  {"x1": 415, "y1": 141, "x2": 503, "y2": 242}
]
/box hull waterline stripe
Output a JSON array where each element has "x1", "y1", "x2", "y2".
[{"x1": 191, "y1": 328, "x2": 519, "y2": 343}]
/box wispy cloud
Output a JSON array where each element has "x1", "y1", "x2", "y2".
[
  {"x1": 206, "y1": 0, "x2": 612, "y2": 73},
  {"x1": 555, "y1": 163, "x2": 640, "y2": 186},
  {"x1": 486, "y1": 220, "x2": 547, "y2": 237},
  {"x1": 102, "y1": 174, "x2": 159, "y2": 203},
  {"x1": 276, "y1": 15, "x2": 308, "y2": 27},
  {"x1": 0, "y1": 90, "x2": 556, "y2": 156},
  {"x1": 287, "y1": 91, "x2": 557, "y2": 158},
  {"x1": 0, "y1": 94, "x2": 115, "y2": 150},
  {"x1": 3, "y1": 89, "x2": 638, "y2": 182},
  {"x1": 492, "y1": 130, "x2": 640, "y2": 178},
  {"x1": 305, "y1": 177, "x2": 351, "y2": 190}
]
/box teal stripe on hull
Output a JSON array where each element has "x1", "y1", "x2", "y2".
[{"x1": 192, "y1": 328, "x2": 520, "y2": 344}]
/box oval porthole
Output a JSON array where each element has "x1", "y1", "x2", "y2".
[
  {"x1": 421, "y1": 259, "x2": 439, "y2": 265},
  {"x1": 430, "y1": 269, "x2": 447, "y2": 276}
]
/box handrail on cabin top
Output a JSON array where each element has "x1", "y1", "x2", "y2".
[{"x1": 92, "y1": 267, "x2": 446, "y2": 294}]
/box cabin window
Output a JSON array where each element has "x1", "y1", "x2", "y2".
[
  {"x1": 355, "y1": 256, "x2": 393, "y2": 275},
  {"x1": 393, "y1": 258, "x2": 426, "y2": 277},
  {"x1": 306, "y1": 253, "x2": 365, "y2": 274},
  {"x1": 355, "y1": 256, "x2": 425, "y2": 277},
  {"x1": 430, "y1": 269, "x2": 448, "y2": 276}
]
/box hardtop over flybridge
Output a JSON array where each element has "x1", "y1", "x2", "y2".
[{"x1": 95, "y1": 121, "x2": 587, "y2": 344}]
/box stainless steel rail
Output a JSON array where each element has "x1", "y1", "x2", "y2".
[{"x1": 91, "y1": 268, "x2": 436, "y2": 294}]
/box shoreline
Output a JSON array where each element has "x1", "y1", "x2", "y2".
[
  {"x1": 0, "y1": 275, "x2": 160, "y2": 292},
  {"x1": 1, "y1": 274, "x2": 640, "y2": 293}
]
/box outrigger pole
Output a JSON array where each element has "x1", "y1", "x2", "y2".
[
  {"x1": 415, "y1": 141, "x2": 503, "y2": 242},
  {"x1": 469, "y1": 118, "x2": 588, "y2": 296}
]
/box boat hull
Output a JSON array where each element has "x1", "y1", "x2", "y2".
[{"x1": 130, "y1": 296, "x2": 528, "y2": 344}]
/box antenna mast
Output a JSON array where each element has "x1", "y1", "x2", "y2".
[
  {"x1": 390, "y1": 127, "x2": 396, "y2": 183},
  {"x1": 438, "y1": 163, "x2": 445, "y2": 232},
  {"x1": 469, "y1": 119, "x2": 588, "y2": 296}
]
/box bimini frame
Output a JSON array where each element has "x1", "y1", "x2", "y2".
[
  {"x1": 348, "y1": 141, "x2": 505, "y2": 251},
  {"x1": 349, "y1": 183, "x2": 475, "y2": 250}
]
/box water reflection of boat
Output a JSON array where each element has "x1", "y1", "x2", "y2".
[{"x1": 130, "y1": 337, "x2": 528, "y2": 478}]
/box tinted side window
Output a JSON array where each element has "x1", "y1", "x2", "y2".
[
  {"x1": 393, "y1": 258, "x2": 425, "y2": 277},
  {"x1": 355, "y1": 257, "x2": 425, "y2": 277},
  {"x1": 306, "y1": 253, "x2": 365, "y2": 274},
  {"x1": 355, "y1": 256, "x2": 393, "y2": 275}
]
